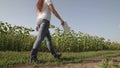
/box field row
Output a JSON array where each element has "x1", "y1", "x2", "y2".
[{"x1": 1, "y1": 21, "x2": 120, "y2": 52}]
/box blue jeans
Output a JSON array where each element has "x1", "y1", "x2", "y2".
[{"x1": 33, "y1": 19, "x2": 56, "y2": 55}]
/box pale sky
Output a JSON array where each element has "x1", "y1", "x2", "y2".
[{"x1": 0, "y1": 0, "x2": 120, "y2": 42}]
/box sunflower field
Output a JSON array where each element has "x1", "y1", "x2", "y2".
[{"x1": 0, "y1": 21, "x2": 120, "y2": 52}]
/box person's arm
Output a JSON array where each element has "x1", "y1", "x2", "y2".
[{"x1": 48, "y1": 4, "x2": 64, "y2": 26}]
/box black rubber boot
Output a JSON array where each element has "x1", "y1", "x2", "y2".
[
  {"x1": 30, "y1": 49, "x2": 39, "y2": 62},
  {"x1": 54, "y1": 53, "x2": 62, "y2": 59}
]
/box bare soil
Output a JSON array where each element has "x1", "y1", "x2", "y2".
[{"x1": 13, "y1": 57, "x2": 120, "y2": 68}]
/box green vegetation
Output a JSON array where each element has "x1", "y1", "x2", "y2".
[
  {"x1": 0, "y1": 21, "x2": 35, "y2": 51},
  {"x1": 0, "y1": 21, "x2": 120, "y2": 52},
  {"x1": 95, "y1": 58, "x2": 120, "y2": 68},
  {"x1": 0, "y1": 51, "x2": 120, "y2": 67},
  {"x1": 0, "y1": 21, "x2": 120, "y2": 68}
]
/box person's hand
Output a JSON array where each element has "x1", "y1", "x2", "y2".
[
  {"x1": 61, "y1": 20, "x2": 64, "y2": 26},
  {"x1": 36, "y1": 25, "x2": 40, "y2": 31}
]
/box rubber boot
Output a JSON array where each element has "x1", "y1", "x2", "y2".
[
  {"x1": 49, "y1": 49, "x2": 62, "y2": 59},
  {"x1": 30, "y1": 49, "x2": 39, "y2": 62},
  {"x1": 54, "y1": 53, "x2": 62, "y2": 59}
]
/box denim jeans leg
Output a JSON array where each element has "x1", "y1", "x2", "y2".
[
  {"x1": 45, "y1": 30, "x2": 56, "y2": 55},
  {"x1": 33, "y1": 22, "x2": 48, "y2": 49}
]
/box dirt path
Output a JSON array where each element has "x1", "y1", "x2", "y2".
[{"x1": 13, "y1": 57, "x2": 120, "y2": 68}]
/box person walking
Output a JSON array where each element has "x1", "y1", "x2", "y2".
[{"x1": 30, "y1": 0, "x2": 65, "y2": 62}]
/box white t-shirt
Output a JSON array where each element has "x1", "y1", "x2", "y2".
[{"x1": 37, "y1": 0, "x2": 52, "y2": 21}]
